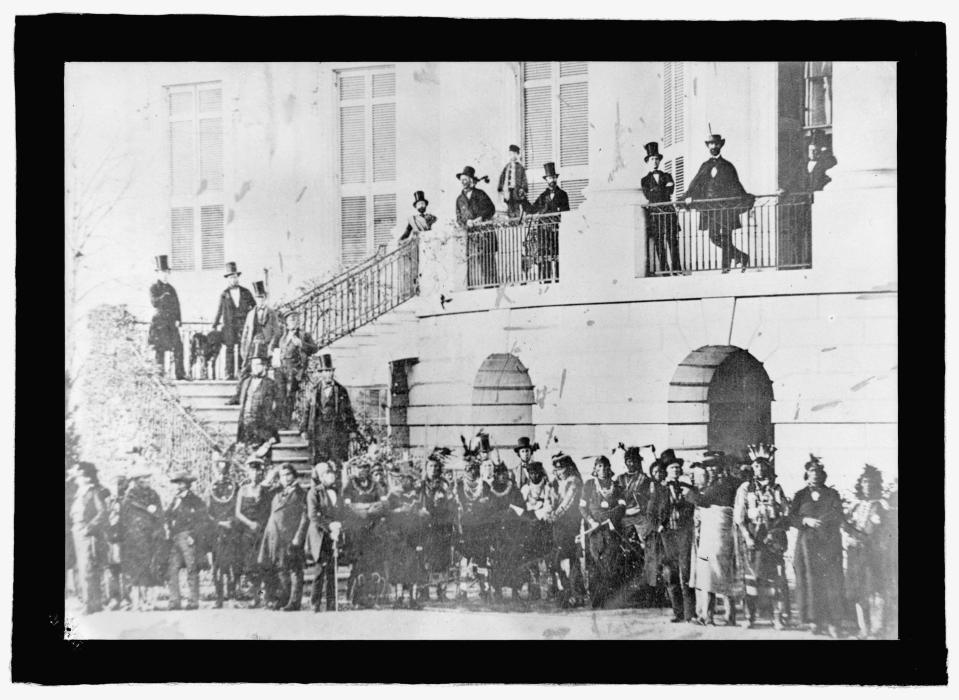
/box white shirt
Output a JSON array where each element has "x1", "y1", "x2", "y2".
[{"x1": 229, "y1": 288, "x2": 241, "y2": 306}]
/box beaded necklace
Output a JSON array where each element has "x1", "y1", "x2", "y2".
[
  {"x1": 595, "y1": 478, "x2": 615, "y2": 501},
  {"x1": 491, "y1": 480, "x2": 512, "y2": 497},
  {"x1": 351, "y1": 477, "x2": 376, "y2": 496},
  {"x1": 209, "y1": 479, "x2": 237, "y2": 504},
  {"x1": 461, "y1": 474, "x2": 484, "y2": 501}
]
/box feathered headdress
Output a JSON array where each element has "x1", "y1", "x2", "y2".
[
  {"x1": 804, "y1": 453, "x2": 825, "y2": 471},
  {"x1": 746, "y1": 443, "x2": 777, "y2": 464}
]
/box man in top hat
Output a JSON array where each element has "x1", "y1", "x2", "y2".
[
  {"x1": 207, "y1": 459, "x2": 240, "y2": 608},
  {"x1": 299, "y1": 354, "x2": 358, "y2": 469},
  {"x1": 227, "y1": 281, "x2": 283, "y2": 405},
  {"x1": 235, "y1": 343, "x2": 282, "y2": 456},
  {"x1": 683, "y1": 134, "x2": 755, "y2": 273},
  {"x1": 640, "y1": 143, "x2": 683, "y2": 275},
  {"x1": 70, "y1": 461, "x2": 108, "y2": 614},
  {"x1": 782, "y1": 129, "x2": 838, "y2": 195},
  {"x1": 148, "y1": 255, "x2": 186, "y2": 380},
  {"x1": 400, "y1": 191, "x2": 437, "y2": 243},
  {"x1": 650, "y1": 449, "x2": 698, "y2": 622},
  {"x1": 497, "y1": 144, "x2": 530, "y2": 219},
  {"x1": 276, "y1": 308, "x2": 318, "y2": 428},
  {"x1": 514, "y1": 437, "x2": 541, "y2": 486},
  {"x1": 212, "y1": 262, "x2": 256, "y2": 380},
  {"x1": 546, "y1": 453, "x2": 586, "y2": 608},
  {"x1": 306, "y1": 462, "x2": 343, "y2": 612},
  {"x1": 166, "y1": 471, "x2": 209, "y2": 610},
  {"x1": 527, "y1": 162, "x2": 569, "y2": 281},
  {"x1": 456, "y1": 165, "x2": 497, "y2": 287}
]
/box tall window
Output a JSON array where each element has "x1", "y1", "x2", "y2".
[
  {"x1": 522, "y1": 61, "x2": 589, "y2": 209},
  {"x1": 167, "y1": 81, "x2": 224, "y2": 271},
  {"x1": 337, "y1": 66, "x2": 397, "y2": 267},
  {"x1": 662, "y1": 62, "x2": 687, "y2": 197},
  {"x1": 803, "y1": 61, "x2": 833, "y2": 133}
]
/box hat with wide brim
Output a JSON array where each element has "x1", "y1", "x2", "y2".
[
  {"x1": 456, "y1": 165, "x2": 479, "y2": 181},
  {"x1": 705, "y1": 134, "x2": 726, "y2": 147},
  {"x1": 655, "y1": 448, "x2": 685, "y2": 470},
  {"x1": 170, "y1": 472, "x2": 198, "y2": 484}
]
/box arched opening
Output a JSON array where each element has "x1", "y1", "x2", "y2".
[
  {"x1": 668, "y1": 345, "x2": 773, "y2": 457},
  {"x1": 707, "y1": 350, "x2": 774, "y2": 455},
  {"x1": 471, "y1": 353, "x2": 535, "y2": 450}
]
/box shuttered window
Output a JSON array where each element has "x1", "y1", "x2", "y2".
[
  {"x1": 522, "y1": 62, "x2": 589, "y2": 209},
  {"x1": 167, "y1": 81, "x2": 225, "y2": 271},
  {"x1": 337, "y1": 66, "x2": 397, "y2": 266},
  {"x1": 663, "y1": 62, "x2": 686, "y2": 149},
  {"x1": 664, "y1": 156, "x2": 686, "y2": 198}
]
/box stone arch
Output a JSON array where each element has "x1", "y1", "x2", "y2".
[
  {"x1": 667, "y1": 345, "x2": 774, "y2": 456},
  {"x1": 471, "y1": 353, "x2": 535, "y2": 450}
]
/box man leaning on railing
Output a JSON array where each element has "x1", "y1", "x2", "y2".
[
  {"x1": 455, "y1": 165, "x2": 497, "y2": 287},
  {"x1": 681, "y1": 133, "x2": 755, "y2": 274},
  {"x1": 524, "y1": 162, "x2": 569, "y2": 282}
]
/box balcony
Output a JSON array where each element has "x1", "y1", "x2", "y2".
[
  {"x1": 642, "y1": 194, "x2": 812, "y2": 275},
  {"x1": 464, "y1": 213, "x2": 562, "y2": 290}
]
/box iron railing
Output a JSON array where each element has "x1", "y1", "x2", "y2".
[
  {"x1": 464, "y1": 213, "x2": 562, "y2": 290},
  {"x1": 133, "y1": 321, "x2": 236, "y2": 381},
  {"x1": 276, "y1": 235, "x2": 420, "y2": 347},
  {"x1": 643, "y1": 194, "x2": 812, "y2": 275}
]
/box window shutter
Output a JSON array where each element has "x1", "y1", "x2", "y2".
[
  {"x1": 559, "y1": 81, "x2": 588, "y2": 168},
  {"x1": 559, "y1": 61, "x2": 588, "y2": 77},
  {"x1": 372, "y1": 102, "x2": 396, "y2": 182},
  {"x1": 523, "y1": 84, "x2": 552, "y2": 172},
  {"x1": 673, "y1": 156, "x2": 685, "y2": 197},
  {"x1": 524, "y1": 62, "x2": 552, "y2": 82},
  {"x1": 169, "y1": 120, "x2": 194, "y2": 196},
  {"x1": 198, "y1": 117, "x2": 223, "y2": 192},
  {"x1": 341, "y1": 196, "x2": 367, "y2": 266},
  {"x1": 672, "y1": 64, "x2": 685, "y2": 145},
  {"x1": 169, "y1": 91, "x2": 193, "y2": 118},
  {"x1": 170, "y1": 207, "x2": 195, "y2": 271},
  {"x1": 563, "y1": 178, "x2": 589, "y2": 210},
  {"x1": 340, "y1": 105, "x2": 366, "y2": 185},
  {"x1": 372, "y1": 72, "x2": 396, "y2": 99},
  {"x1": 197, "y1": 86, "x2": 222, "y2": 113},
  {"x1": 339, "y1": 74, "x2": 365, "y2": 101},
  {"x1": 200, "y1": 205, "x2": 224, "y2": 269},
  {"x1": 663, "y1": 63, "x2": 674, "y2": 148},
  {"x1": 373, "y1": 194, "x2": 397, "y2": 249}
]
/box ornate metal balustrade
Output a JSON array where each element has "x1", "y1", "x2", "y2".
[
  {"x1": 643, "y1": 194, "x2": 812, "y2": 275},
  {"x1": 276, "y1": 235, "x2": 420, "y2": 347},
  {"x1": 464, "y1": 213, "x2": 562, "y2": 290}
]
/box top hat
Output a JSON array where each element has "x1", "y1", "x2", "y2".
[
  {"x1": 456, "y1": 165, "x2": 478, "y2": 181},
  {"x1": 542, "y1": 162, "x2": 559, "y2": 180},
  {"x1": 316, "y1": 353, "x2": 334, "y2": 371},
  {"x1": 657, "y1": 448, "x2": 684, "y2": 470},
  {"x1": 513, "y1": 437, "x2": 540, "y2": 455},
  {"x1": 413, "y1": 190, "x2": 429, "y2": 207},
  {"x1": 170, "y1": 471, "x2": 197, "y2": 484},
  {"x1": 155, "y1": 255, "x2": 171, "y2": 272},
  {"x1": 252, "y1": 280, "x2": 267, "y2": 297},
  {"x1": 705, "y1": 134, "x2": 726, "y2": 146},
  {"x1": 508, "y1": 144, "x2": 521, "y2": 154},
  {"x1": 224, "y1": 261, "x2": 241, "y2": 277},
  {"x1": 643, "y1": 142, "x2": 663, "y2": 162}
]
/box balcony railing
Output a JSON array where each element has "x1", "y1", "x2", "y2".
[
  {"x1": 276, "y1": 235, "x2": 420, "y2": 347},
  {"x1": 464, "y1": 213, "x2": 562, "y2": 290},
  {"x1": 643, "y1": 194, "x2": 812, "y2": 275}
]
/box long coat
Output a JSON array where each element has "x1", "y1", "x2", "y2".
[
  {"x1": 279, "y1": 329, "x2": 318, "y2": 382},
  {"x1": 422, "y1": 476, "x2": 457, "y2": 572},
  {"x1": 148, "y1": 280, "x2": 182, "y2": 350},
  {"x1": 641, "y1": 171, "x2": 680, "y2": 236},
  {"x1": 298, "y1": 380, "x2": 357, "y2": 463},
  {"x1": 531, "y1": 186, "x2": 570, "y2": 214},
  {"x1": 258, "y1": 484, "x2": 309, "y2": 569},
  {"x1": 455, "y1": 187, "x2": 496, "y2": 228},
  {"x1": 213, "y1": 286, "x2": 256, "y2": 346},
  {"x1": 791, "y1": 485, "x2": 845, "y2": 625},
  {"x1": 120, "y1": 485, "x2": 165, "y2": 586},
  {"x1": 236, "y1": 375, "x2": 282, "y2": 445},
  {"x1": 305, "y1": 483, "x2": 340, "y2": 565},
  {"x1": 684, "y1": 156, "x2": 754, "y2": 229},
  {"x1": 551, "y1": 473, "x2": 584, "y2": 559},
  {"x1": 207, "y1": 479, "x2": 240, "y2": 569},
  {"x1": 240, "y1": 305, "x2": 283, "y2": 365},
  {"x1": 487, "y1": 480, "x2": 527, "y2": 589}
]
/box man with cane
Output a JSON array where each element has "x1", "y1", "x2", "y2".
[{"x1": 306, "y1": 462, "x2": 342, "y2": 613}]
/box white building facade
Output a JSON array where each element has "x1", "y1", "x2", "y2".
[{"x1": 66, "y1": 61, "x2": 897, "y2": 495}]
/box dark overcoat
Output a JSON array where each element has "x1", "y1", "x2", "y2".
[
  {"x1": 299, "y1": 380, "x2": 357, "y2": 463},
  {"x1": 641, "y1": 171, "x2": 680, "y2": 236},
  {"x1": 207, "y1": 479, "x2": 240, "y2": 569},
  {"x1": 684, "y1": 156, "x2": 755, "y2": 229},
  {"x1": 306, "y1": 483, "x2": 340, "y2": 565},
  {"x1": 455, "y1": 188, "x2": 496, "y2": 228},
  {"x1": 120, "y1": 485, "x2": 164, "y2": 586},
  {"x1": 213, "y1": 286, "x2": 256, "y2": 346},
  {"x1": 531, "y1": 187, "x2": 570, "y2": 214},
  {"x1": 791, "y1": 485, "x2": 845, "y2": 624},
  {"x1": 236, "y1": 375, "x2": 282, "y2": 445},
  {"x1": 258, "y1": 484, "x2": 309, "y2": 569},
  {"x1": 148, "y1": 281, "x2": 182, "y2": 350}
]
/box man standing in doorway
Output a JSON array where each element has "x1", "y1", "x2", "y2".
[
  {"x1": 148, "y1": 255, "x2": 186, "y2": 379},
  {"x1": 212, "y1": 261, "x2": 255, "y2": 381}
]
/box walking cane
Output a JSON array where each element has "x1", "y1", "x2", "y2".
[{"x1": 332, "y1": 535, "x2": 340, "y2": 612}]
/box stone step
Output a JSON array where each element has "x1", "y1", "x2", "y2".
[
  {"x1": 174, "y1": 380, "x2": 237, "y2": 398},
  {"x1": 190, "y1": 405, "x2": 241, "y2": 422},
  {"x1": 181, "y1": 393, "x2": 241, "y2": 409}
]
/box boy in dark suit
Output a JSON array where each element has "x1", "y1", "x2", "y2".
[{"x1": 497, "y1": 144, "x2": 529, "y2": 218}]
